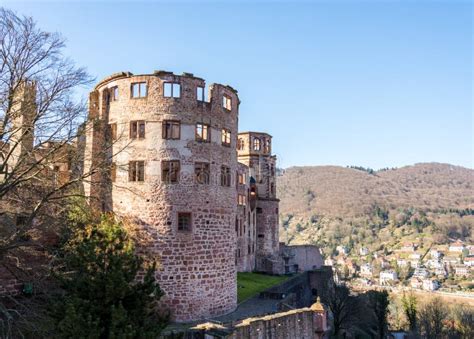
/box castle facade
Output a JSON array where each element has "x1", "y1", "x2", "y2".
[{"x1": 75, "y1": 70, "x2": 324, "y2": 322}]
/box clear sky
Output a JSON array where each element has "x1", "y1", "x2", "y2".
[{"x1": 4, "y1": 0, "x2": 473, "y2": 169}]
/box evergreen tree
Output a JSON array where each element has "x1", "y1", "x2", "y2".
[
  {"x1": 51, "y1": 215, "x2": 168, "y2": 338},
  {"x1": 401, "y1": 293, "x2": 418, "y2": 335}
]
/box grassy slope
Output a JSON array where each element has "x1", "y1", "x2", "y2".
[{"x1": 237, "y1": 272, "x2": 290, "y2": 303}]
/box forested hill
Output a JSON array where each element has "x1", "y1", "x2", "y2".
[{"x1": 277, "y1": 163, "x2": 474, "y2": 250}]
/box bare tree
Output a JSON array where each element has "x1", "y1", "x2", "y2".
[
  {"x1": 321, "y1": 283, "x2": 359, "y2": 337},
  {"x1": 0, "y1": 7, "x2": 98, "y2": 336},
  {"x1": 418, "y1": 298, "x2": 447, "y2": 339},
  {"x1": 0, "y1": 6, "x2": 94, "y2": 251}
]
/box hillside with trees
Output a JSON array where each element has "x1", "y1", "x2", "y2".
[{"x1": 277, "y1": 163, "x2": 474, "y2": 254}]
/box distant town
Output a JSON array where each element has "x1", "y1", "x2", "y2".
[{"x1": 327, "y1": 239, "x2": 473, "y2": 293}]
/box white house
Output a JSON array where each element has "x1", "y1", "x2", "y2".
[
  {"x1": 336, "y1": 245, "x2": 348, "y2": 256},
  {"x1": 454, "y1": 265, "x2": 470, "y2": 277},
  {"x1": 463, "y1": 256, "x2": 474, "y2": 267},
  {"x1": 449, "y1": 241, "x2": 465, "y2": 253},
  {"x1": 413, "y1": 267, "x2": 429, "y2": 278},
  {"x1": 435, "y1": 267, "x2": 447, "y2": 277},
  {"x1": 380, "y1": 270, "x2": 398, "y2": 285},
  {"x1": 409, "y1": 253, "x2": 422, "y2": 260},
  {"x1": 430, "y1": 249, "x2": 442, "y2": 259},
  {"x1": 422, "y1": 279, "x2": 440, "y2": 291},
  {"x1": 360, "y1": 247, "x2": 369, "y2": 256},
  {"x1": 360, "y1": 263, "x2": 373, "y2": 278},
  {"x1": 397, "y1": 259, "x2": 408, "y2": 267}
]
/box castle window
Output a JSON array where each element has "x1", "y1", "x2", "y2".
[
  {"x1": 131, "y1": 82, "x2": 147, "y2": 98},
  {"x1": 197, "y1": 86, "x2": 205, "y2": 102},
  {"x1": 238, "y1": 194, "x2": 246, "y2": 206},
  {"x1": 162, "y1": 120, "x2": 180, "y2": 139},
  {"x1": 162, "y1": 160, "x2": 180, "y2": 183},
  {"x1": 258, "y1": 234, "x2": 264, "y2": 238},
  {"x1": 110, "y1": 162, "x2": 116, "y2": 182},
  {"x1": 256, "y1": 207, "x2": 262, "y2": 214},
  {"x1": 237, "y1": 138, "x2": 245, "y2": 150},
  {"x1": 270, "y1": 183, "x2": 275, "y2": 195},
  {"x1": 223, "y1": 95, "x2": 232, "y2": 110},
  {"x1": 253, "y1": 138, "x2": 261, "y2": 151},
  {"x1": 164, "y1": 82, "x2": 181, "y2": 98},
  {"x1": 220, "y1": 166, "x2": 231, "y2": 187},
  {"x1": 238, "y1": 173, "x2": 245, "y2": 185},
  {"x1": 195, "y1": 123, "x2": 210, "y2": 142},
  {"x1": 109, "y1": 123, "x2": 117, "y2": 140},
  {"x1": 221, "y1": 129, "x2": 231, "y2": 147},
  {"x1": 195, "y1": 162, "x2": 210, "y2": 184},
  {"x1": 264, "y1": 139, "x2": 271, "y2": 153},
  {"x1": 130, "y1": 120, "x2": 145, "y2": 139},
  {"x1": 129, "y1": 161, "x2": 145, "y2": 182},
  {"x1": 111, "y1": 86, "x2": 119, "y2": 101},
  {"x1": 177, "y1": 212, "x2": 192, "y2": 232}
]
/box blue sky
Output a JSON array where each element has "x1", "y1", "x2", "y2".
[{"x1": 4, "y1": 0, "x2": 473, "y2": 169}]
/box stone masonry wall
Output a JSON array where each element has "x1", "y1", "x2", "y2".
[{"x1": 83, "y1": 71, "x2": 239, "y2": 322}]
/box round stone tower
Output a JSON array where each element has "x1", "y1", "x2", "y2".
[{"x1": 83, "y1": 70, "x2": 239, "y2": 322}]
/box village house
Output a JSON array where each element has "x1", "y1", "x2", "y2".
[
  {"x1": 379, "y1": 270, "x2": 398, "y2": 285},
  {"x1": 401, "y1": 242, "x2": 417, "y2": 252},
  {"x1": 430, "y1": 249, "x2": 442, "y2": 259},
  {"x1": 435, "y1": 266, "x2": 447, "y2": 277},
  {"x1": 454, "y1": 265, "x2": 470, "y2": 277},
  {"x1": 410, "y1": 278, "x2": 423, "y2": 289},
  {"x1": 449, "y1": 241, "x2": 465, "y2": 253},
  {"x1": 412, "y1": 267, "x2": 429, "y2": 279},
  {"x1": 336, "y1": 245, "x2": 348, "y2": 256},
  {"x1": 359, "y1": 247, "x2": 369, "y2": 256},
  {"x1": 463, "y1": 255, "x2": 474, "y2": 267},
  {"x1": 360, "y1": 263, "x2": 373, "y2": 278},
  {"x1": 397, "y1": 259, "x2": 408, "y2": 267},
  {"x1": 422, "y1": 279, "x2": 440, "y2": 291}
]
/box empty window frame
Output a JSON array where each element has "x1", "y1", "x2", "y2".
[
  {"x1": 253, "y1": 138, "x2": 261, "y2": 151},
  {"x1": 131, "y1": 82, "x2": 147, "y2": 98},
  {"x1": 109, "y1": 123, "x2": 117, "y2": 140},
  {"x1": 177, "y1": 212, "x2": 192, "y2": 232},
  {"x1": 195, "y1": 123, "x2": 210, "y2": 142},
  {"x1": 238, "y1": 194, "x2": 246, "y2": 206},
  {"x1": 162, "y1": 120, "x2": 180, "y2": 139},
  {"x1": 162, "y1": 160, "x2": 180, "y2": 183},
  {"x1": 221, "y1": 166, "x2": 231, "y2": 187},
  {"x1": 130, "y1": 120, "x2": 145, "y2": 139},
  {"x1": 195, "y1": 162, "x2": 210, "y2": 184},
  {"x1": 264, "y1": 139, "x2": 271, "y2": 153},
  {"x1": 197, "y1": 86, "x2": 205, "y2": 102},
  {"x1": 129, "y1": 161, "x2": 145, "y2": 182},
  {"x1": 222, "y1": 95, "x2": 232, "y2": 110},
  {"x1": 237, "y1": 138, "x2": 245, "y2": 150},
  {"x1": 221, "y1": 129, "x2": 231, "y2": 147},
  {"x1": 110, "y1": 86, "x2": 119, "y2": 101},
  {"x1": 238, "y1": 173, "x2": 245, "y2": 185},
  {"x1": 164, "y1": 82, "x2": 181, "y2": 98}
]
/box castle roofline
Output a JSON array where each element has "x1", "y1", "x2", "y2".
[
  {"x1": 238, "y1": 131, "x2": 273, "y2": 138},
  {"x1": 93, "y1": 70, "x2": 238, "y2": 94}
]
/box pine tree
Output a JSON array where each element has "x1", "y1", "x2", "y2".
[{"x1": 51, "y1": 214, "x2": 168, "y2": 338}]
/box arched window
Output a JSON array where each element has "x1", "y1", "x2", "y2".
[
  {"x1": 237, "y1": 138, "x2": 245, "y2": 150},
  {"x1": 253, "y1": 138, "x2": 261, "y2": 151}
]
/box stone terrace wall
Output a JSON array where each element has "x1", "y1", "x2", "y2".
[{"x1": 231, "y1": 303, "x2": 328, "y2": 339}]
